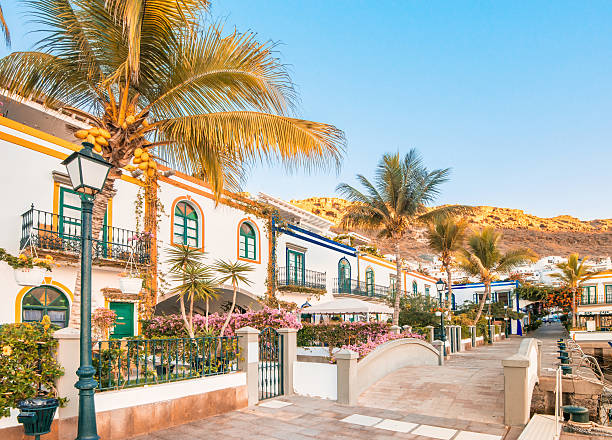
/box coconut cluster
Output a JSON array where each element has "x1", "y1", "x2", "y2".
[
  {"x1": 124, "y1": 147, "x2": 158, "y2": 177},
  {"x1": 74, "y1": 127, "x2": 111, "y2": 153}
]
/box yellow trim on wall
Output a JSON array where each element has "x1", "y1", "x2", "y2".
[
  {"x1": 359, "y1": 253, "x2": 396, "y2": 270},
  {"x1": 14, "y1": 277, "x2": 74, "y2": 323},
  {"x1": 0, "y1": 116, "x2": 81, "y2": 152},
  {"x1": 0, "y1": 119, "x2": 143, "y2": 187}
]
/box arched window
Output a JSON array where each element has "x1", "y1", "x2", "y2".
[
  {"x1": 365, "y1": 268, "x2": 374, "y2": 295},
  {"x1": 22, "y1": 286, "x2": 70, "y2": 328},
  {"x1": 338, "y1": 258, "x2": 351, "y2": 293},
  {"x1": 412, "y1": 280, "x2": 418, "y2": 295},
  {"x1": 239, "y1": 222, "x2": 257, "y2": 260},
  {"x1": 174, "y1": 201, "x2": 199, "y2": 247}
]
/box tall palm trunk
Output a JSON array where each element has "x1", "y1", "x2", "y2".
[
  {"x1": 472, "y1": 281, "x2": 490, "y2": 326},
  {"x1": 571, "y1": 286, "x2": 577, "y2": 328},
  {"x1": 220, "y1": 282, "x2": 237, "y2": 337},
  {"x1": 69, "y1": 170, "x2": 120, "y2": 329},
  {"x1": 205, "y1": 297, "x2": 209, "y2": 331},
  {"x1": 392, "y1": 241, "x2": 402, "y2": 326},
  {"x1": 445, "y1": 263, "x2": 453, "y2": 309},
  {"x1": 179, "y1": 291, "x2": 194, "y2": 338},
  {"x1": 189, "y1": 288, "x2": 194, "y2": 336}
]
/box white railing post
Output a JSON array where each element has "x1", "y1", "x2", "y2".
[
  {"x1": 278, "y1": 327, "x2": 297, "y2": 396},
  {"x1": 236, "y1": 326, "x2": 260, "y2": 406},
  {"x1": 336, "y1": 349, "x2": 359, "y2": 405}
]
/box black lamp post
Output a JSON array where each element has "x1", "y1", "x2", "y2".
[
  {"x1": 62, "y1": 142, "x2": 112, "y2": 440},
  {"x1": 436, "y1": 278, "x2": 447, "y2": 356},
  {"x1": 504, "y1": 305, "x2": 509, "y2": 337}
]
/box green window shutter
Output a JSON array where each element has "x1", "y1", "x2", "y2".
[
  {"x1": 174, "y1": 201, "x2": 199, "y2": 247},
  {"x1": 338, "y1": 258, "x2": 351, "y2": 293},
  {"x1": 239, "y1": 222, "x2": 257, "y2": 260},
  {"x1": 412, "y1": 281, "x2": 418, "y2": 294},
  {"x1": 22, "y1": 286, "x2": 70, "y2": 328},
  {"x1": 606, "y1": 285, "x2": 612, "y2": 304},
  {"x1": 365, "y1": 269, "x2": 374, "y2": 294},
  {"x1": 287, "y1": 249, "x2": 305, "y2": 285}
]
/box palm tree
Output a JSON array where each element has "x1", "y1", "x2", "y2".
[
  {"x1": 337, "y1": 150, "x2": 459, "y2": 325},
  {"x1": 0, "y1": 3, "x2": 9, "y2": 46},
  {"x1": 426, "y1": 215, "x2": 468, "y2": 308},
  {"x1": 551, "y1": 253, "x2": 593, "y2": 328},
  {"x1": 0, "y1": 1, "x2": 344, "y2": 328},
  {"x1": 213, "y1": 259, "x2": 253, "y2": 337},
  {"x1": 167, "y1": 245, "x2": 217, "y2": 338},
  {"x1": 457, "y1": 227, "x2": 537, "y2": 325}
]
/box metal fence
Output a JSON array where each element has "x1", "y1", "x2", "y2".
[
  {"x1": 20, "y1": 205, "x2": 150, "y2": 264},
  {"x1": 93, "y1": 336, "x2": 239, "y2": 391},
  {"x1": 332, "y1": 278, "x2": 390, "y2": 299},
  {"x1": 276, "y1": 267, "x2": 326, "y2": 290}
]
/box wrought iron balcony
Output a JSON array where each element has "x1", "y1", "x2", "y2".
[
  {"x1": 277, "y1": 267, "x2": 326, "y2": 290},
  {"x1": 332, "y1": 278, "x2": 390, "y2": 300},
  {"x1": 20, "y1": 205, "x2": 150, "y2": 265}
]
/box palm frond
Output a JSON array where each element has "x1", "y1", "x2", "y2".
[
  {"x1": 0, "y1": 52, "x2": 100, "y2": 111},
  {"x1": 104, "y1": 0, "x2": 209, "y2": 79},
  {"x1": 166, "y1": 244, "x2": 207, "y2": 272},
  {"x1": 497, "y1": 247, "x2": 538, "y2": 273},
  {"x1": 155, "y1": 111, "x2": 345, "y2": 195},
  {"x1": 0, "y1": 3, "x2": 10, "y2": 46},
  {"x1": 213, "y1": 259, "x2": 253, "y2": 286},
  {"x1": 148, "y1": 25, "x2": 294, "y2": 117}
]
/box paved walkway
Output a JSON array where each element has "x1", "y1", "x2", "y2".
[
  {"x1": 359, "y1": 323, "x2": 566, "y2": 426},
  {"x1": 132, "y1": 394, "x2": 509, "y2": 440},
  {"x1": 130, "y1": 326, "x2": 567, "y2": 440}
]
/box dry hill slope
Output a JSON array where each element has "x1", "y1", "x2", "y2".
[{"x1": 290, "y1": 197, "x2": 612, "y2": 259}]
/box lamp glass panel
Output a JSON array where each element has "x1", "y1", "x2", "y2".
[
  {"x1": 65, "y1": 158, "x2": 82, "y2": 189},
  {"x1": 80, "y1": 156, "x2": 110, "y2": 191}
]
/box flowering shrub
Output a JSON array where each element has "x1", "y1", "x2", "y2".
[
  {"x1": 297, "y1": 322, "x2": 391, "y2": 348},
  {"x1": 0, "y1": 320, "x2": 64, "y2": 417},
  {"x1": 141, "y1": 306, "x2": 302, "y2": 338},
  {"x1": 297, "y1": 321, "x2": 424, "y2": 360},
  {"x1": 342, "y1": 331, "x2": 424, "y2": 359},
  {"x1": 92, "y1": 307, "x2": 117, "y2": 340}
]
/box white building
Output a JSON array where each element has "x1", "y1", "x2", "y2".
[
  {"x1": 0, "y1": 101, "x2": 438, "y2": 335},
  {"x1": 576, "y1": 271, "x2": 612, "y2": 329}
]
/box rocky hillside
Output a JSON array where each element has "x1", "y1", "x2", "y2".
[{"x1": 290, "y1": 197, "x2": 612, "y2": 259}]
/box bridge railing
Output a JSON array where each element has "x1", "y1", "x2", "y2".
[{"x1": 502, "y1": 337, "x2": 542, "y2": 426}]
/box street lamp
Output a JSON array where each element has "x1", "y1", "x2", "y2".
[
  {"x1": 62, "y1": 142, "x2": 112, "y2": 440},
  {"x1": 504, "y1": 305, "x2": 509, "y2": 337},
  {"x1": 436, "y1": 278, "x2": 447, "y2": 356}
]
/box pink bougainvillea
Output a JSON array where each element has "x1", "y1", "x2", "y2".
[
  {"x1": 141, "y1": 306, "x2": 302, "y2": 338},
  {"x1": 342, "y1": 331, "x2": 424, "y2": 359}
]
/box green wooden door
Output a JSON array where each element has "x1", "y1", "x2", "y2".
[
  {"x1": 109, "y1": 302, "x2": 135, "y2": 339},
  {"x1": 287, "y1": 249, "x2": 305, "y2": 286},
  {"x1": 59, "y1": 187, "x2": 108, "y2": 255}
]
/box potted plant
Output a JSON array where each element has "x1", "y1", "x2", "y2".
[
  {"x1": 117, "y1": 234, "x2": 148, "y2": 294},
  {"x1": 0, "y1": 248, "x2": 56, "y2": 286},
  {"x1": 118, "y1": 272, "x2": 143, "y2": 294}
]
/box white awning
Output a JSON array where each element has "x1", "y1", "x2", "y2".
[{"x1": 302, "y1": 298, "x2": 393, "y2": 315}]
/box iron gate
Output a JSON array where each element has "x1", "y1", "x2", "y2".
[{"x1": 258, "y1": 327, "x2": 284, "y2": 400}]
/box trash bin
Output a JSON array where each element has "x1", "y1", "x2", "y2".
[{"x1": 17, "y1": 397, "x2": 59, "y2": 438}]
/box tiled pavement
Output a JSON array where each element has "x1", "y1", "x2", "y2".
[
  {"x1": 131, "y1": 395, "x2": 508, "y2": 440},
  {"x1": 359, "y1": 324, "x2": 566, "y2": 426},
  {"x1": 131, "y1": 325, "x2": 566, "y2": 439}
]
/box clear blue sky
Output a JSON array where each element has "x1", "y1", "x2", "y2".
[{"x1": 3, "y1": 1, "x2": 611, "y2": 219}]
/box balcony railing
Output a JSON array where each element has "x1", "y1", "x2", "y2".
[
  {"x1": 277, "y1": 267, "x2": 326, "y2": 290},
  {"x1": 20, "y1": 205, "x2": 150, "y2": 265},
  {"x1": 332, "y1": 278, "x2": 390, "y2": 300},
  {"x1": 580, "y1": 298, "x2": 612, "y2": 306}
]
